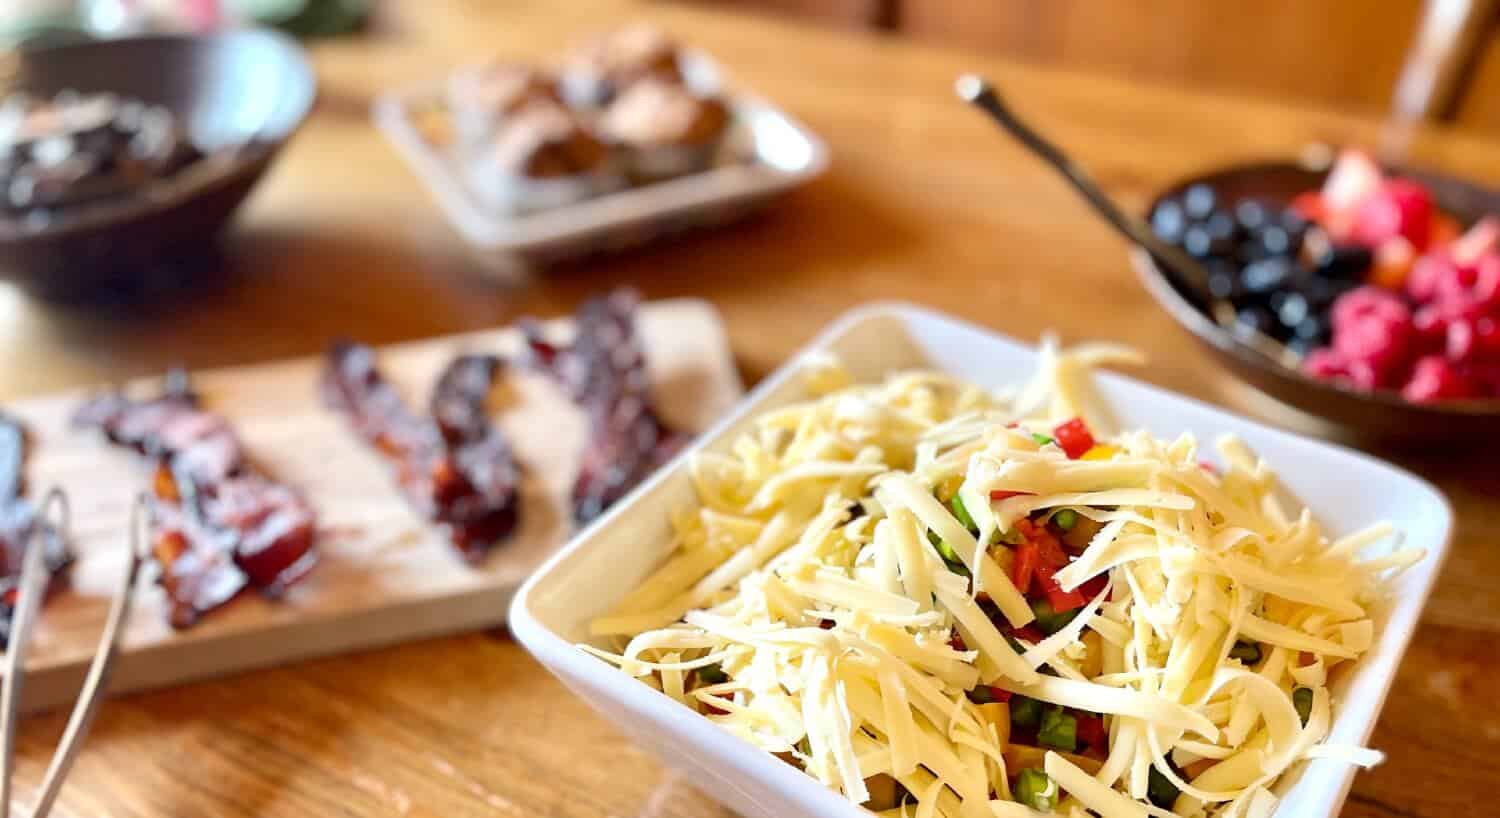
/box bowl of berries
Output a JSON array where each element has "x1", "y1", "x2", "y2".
[{"x1": 1135, "y1": 147, "x2": 1500, "y2": 444}]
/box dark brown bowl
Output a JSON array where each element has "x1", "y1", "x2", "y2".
[
  {"x1": 0, "y1": 29, "x2": 315, "y2": 301},
  {"x1": 1134, "y1": 158, "x2": 1500, "y2": 446}
]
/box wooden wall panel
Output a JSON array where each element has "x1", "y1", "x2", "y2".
[
  {"x1": 893, "y1": 0, "x2": 1428, "y2": 114},
  {"x1": 672, "y1": 0, "x2": 887, "y2": 28}
]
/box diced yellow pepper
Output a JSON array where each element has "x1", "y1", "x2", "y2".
[
  {"x1": 1080, "y1": 444, "x2": 1118, "y2": 461},
  {"x1": 976, "y1": 701, "x2": 1011, "y2": 747}
]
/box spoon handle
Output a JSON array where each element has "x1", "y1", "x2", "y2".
[
  {"x1": 955, "y1": 74, "x2": 1211, "y2": 294},
  {"x1": 957, "y1": 74, "x2": 1302, "y2": 367}
]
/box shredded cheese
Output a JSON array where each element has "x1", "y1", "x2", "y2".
[{"x1": 581, "y1": 343, "x2": 1418, "y2": 817}]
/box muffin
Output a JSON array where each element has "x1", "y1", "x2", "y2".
[
  {"x1": 560, "y1": 23, "x2": 685, "y2": 109},
  {"x1": 465, "y1": 101, "x2": 621, "y2": 213},
  {"x1": 446, "y1": 61, "x2": 561, "y2": 153},
  {"x1": 597, "y1": 78, "x2": 729, "y2": 181}
]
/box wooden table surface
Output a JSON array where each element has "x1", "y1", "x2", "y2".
[{"x1": 4, "y1": 1, "x2": 1497, "y2": 816}]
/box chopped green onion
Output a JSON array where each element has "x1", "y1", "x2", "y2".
[
  {"x1": 1014, "y1": 769, "x2": 1057, "y2": 812},
  {"x1": 1293, "y1": 686, "x2": 1314, "y2": 725},
  {"x1": 796, "y1": 736, "x2": 811, "y2": 756},
  {"x1": 1229, "y1": 640, "x2": 1262, "y2": 664},
  {"x1": 1052, "y1": 508, "x2": 1078, "y2": 530},
  {"x1": 1032, "y1": 433, "x2": 1055, "y2": 446},
  {"x1": 929, "y1": 534, "x2": 972, "y2": 577},
  {"x1": 1038, "y1": 706, "x2": 1077, "y2": 752},
  {"x1": 949, "y1": 492, "x2": 977, "y2": 534},
  {"x1": 696, "y1": 663, "x2": 729, "y2": 686},
  {"x1": 996, "y1": 526, "x2": 1023, "y2": 546},
  {"x1": 1029, "y1": 598, "x2": 1080, "y2": 636},
  {"x1": 1147, "y1": 764, "x2": 1181, "y2": 808},
  {"x1": 1009, "y1": 695, "x2": 1042, "y2": 729},
  {"x1": 967, "y1": 685, "x2": 994, "y2": 704}
]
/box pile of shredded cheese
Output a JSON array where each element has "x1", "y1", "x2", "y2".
[{"x1": 582, "y1": 339, "x2": 1424, "y2": 818}]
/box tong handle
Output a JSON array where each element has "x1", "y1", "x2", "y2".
[{"x1": 0, "y1": 491, "x2": 147, "y2": 818}]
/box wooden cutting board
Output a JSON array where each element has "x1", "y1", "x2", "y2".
[{"x1": 5, "y1": 298, "x2": 742, "y2": 713}]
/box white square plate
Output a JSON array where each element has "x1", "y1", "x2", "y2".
[{"x1": 510, "y1": 303, "x2": 1452, "y2": 818}]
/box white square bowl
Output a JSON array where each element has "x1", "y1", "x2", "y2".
[{"x1": 510, "y1": 303, "x2": 1453, "y2": 818}]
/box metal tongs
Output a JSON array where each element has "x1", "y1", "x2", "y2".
[{"x1": 0, "y1": 490, "x2": 147, "y2": 818}]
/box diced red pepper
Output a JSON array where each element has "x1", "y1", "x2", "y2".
[
  {"x1": 1013, "y1": 625, "x2": 1047, "y2": 644},
  {"x1": 990, "y1": 489, "x2": 1034, "y2": 501},
  {"x1": 1052, "y1": 417, "x2": 1095, "y2": 460},
  {"x1": 987, "y1": 686, "x2": 1012, "y2": 702},
  {"x1": 1079, "y1": 574, "x2": 1108, "y2": 600},
  {"x1": 1016, "y1": 519, "x2": 1068, "y2": 568},
  {"x1": 1011, "y1": 541, "x2": 1038, "y2": 595},
  {"x1": 1036, "y1": 563, "x2": 1087, "y2": 612},
  {"x1": 1076, "y1": 714, "x2": 1107, "y2": 753}
]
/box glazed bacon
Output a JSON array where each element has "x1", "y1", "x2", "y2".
[
  {"x1": 0, "y1": 412, "x2": 72, "y2": 647},
  {"x1": 521, "y1": 289, "x2": 682, "y2": 523},
  {"x1": 73, "y1": 373, "x2": 316, "y2": 627},
  {"x1": 322, "y1": 343, "x2": 519, "y2": 562}
]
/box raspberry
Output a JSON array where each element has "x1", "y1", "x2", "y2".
[
  {"x1": 1351, "y1": 179, "x2": 1433, "y2": 250},
  {"x1": 1412, "y1": 304, "x2": 1450, "y2": 354},
  {"x1": 1330, "y1": 286, "x2": 1410, "y2": 334},
  {"x1": 1406, "y1": 253, "x2": 1453, "y2": 305},
  {"x1": 1303, "y1": 347, "x2": 1379, "y2": 391},
  {"x1": 1402, "y1": 355, "x2": 1479, "y2": 402},
  {"x1": 1446, "y1": 316, "x2": 1500, "y2": 364},
  {"x1": 1303, "y1": 347, "x2": 1349, "y2": 379}
]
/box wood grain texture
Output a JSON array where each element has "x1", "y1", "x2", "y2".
[
  {"x1": 1, "y1": 1, "x2": 1497, "y2": 815},
  {"x1": 896, "y1": 0, "x2": 1428, "y2": 115},
  {"x1": 5, "y1": 299, "x2": 740, "y2": 712}
]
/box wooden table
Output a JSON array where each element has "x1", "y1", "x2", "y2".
[{"x1": 4, "y1": 2, "x2": 1497, "y2": 815}]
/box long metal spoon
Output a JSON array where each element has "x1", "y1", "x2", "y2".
[{"x1": 954, "y1": 73, "x2": 1300, "y2": 370}]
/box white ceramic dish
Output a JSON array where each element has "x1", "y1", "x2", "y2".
[
  {"x1": 510, "y1": 303, "x2": 1453, "y2": 818},
  {"x1": 373, "y1": 50, "x2": 828, "y2": 273}
]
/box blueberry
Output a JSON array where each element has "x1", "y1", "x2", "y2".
[
  {"x1": 1152, "y1": 200, "x2": 1187, "y2": 243},
  {"x1": 1235, "y1": 305, "x2": 1277, "y2": 335},
  {"x1": 1280, "y1": 207, "x2": 1310, "y2": 236},
  {"x1": 1313, "y1": 244, "x2": 1373, "y2": 281},
  {"x1": 1235, "y1": 240, "x2": 1269, "y2": 265},
  {"x1": 1208, "y1": 269, "x2": 1241, "y2": 300},
  {"x1": 1286, "y1": 336, "x2": 1318, "y2": 357},
  {"x1": 1206, "y1": 211, "x2": 1237, "y2": 238},
  {"x1": 1183, "y1": 184, "x2": 1216, "y2": 220},
  {"x1": 1258, "y1": 225, "x2": 1292, "y2": 256},
  {"x1": 1292, "y1": 314, "x2": 1330, "y2": 344},
  {"x1": 1235, "y1": 200, "x2": 1269, "y2": 232},
  {"x1": 1182, "y1": 225, "x2": 1214, "y2": 257},
  {"x1": 1241, "y1": 257, "x2": 1292, "y2": 295},
  {"x1": 1300, "y1": 276, "x2": 1355, "y2": 312},
  {"x1": 1272, "y1": 291, "x2": 1311, "y2": 328}
]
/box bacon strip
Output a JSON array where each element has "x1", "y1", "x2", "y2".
[
  {"x1": 0, "y1": 412, "x2": 72, "y2": 646},
  {"x1": 322, "y1": 343, "x2": 519, "y2": 562},
  {"x1": 521, "y1": 289, "x2": 682, "y2": 523},
  {"x1": 73, "y1": 373, "x2": 316, "y2": 627}
]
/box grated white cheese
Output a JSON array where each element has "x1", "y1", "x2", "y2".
[{"x1": 581, "y1": 344, "x2": 1419, "y2": 817}]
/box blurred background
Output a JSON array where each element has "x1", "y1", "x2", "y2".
[
  {"x1": 6, "y1": 0, "x2": 1500, "y2": 132},
  {"x1": 680, "y1": 0, "x2": 1500, "y2": 132}
]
